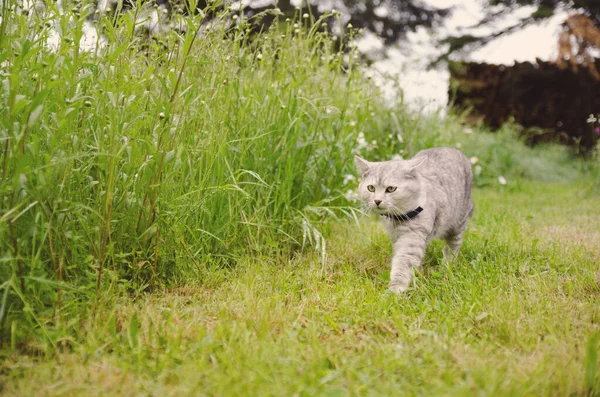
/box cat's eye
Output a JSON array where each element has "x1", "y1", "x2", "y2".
[
  {"x1": 385, "y1": 186, "x2": 397, "y2": 193},
  {"x1": 367, "y1": 185, "x2": 375, "y2": 192}
]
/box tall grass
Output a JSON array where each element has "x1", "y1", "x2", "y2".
[{"x1": 0, "y1": 1, "x2": 406, "y2": 344}]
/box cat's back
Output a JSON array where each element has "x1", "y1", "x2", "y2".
[
  {"x1": 414, "y1": 147, "x2": 469, "y2": 165},
  {"x1": 415, "y1": 147, "x2": 473, "y2": 218},
  {"x1": 414, "y1": 147, "x2": 472, "y2": 181}
]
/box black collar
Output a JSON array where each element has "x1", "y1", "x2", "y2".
[{"x1": 381, "y1": 206, "x2": 423, "y2": 222}]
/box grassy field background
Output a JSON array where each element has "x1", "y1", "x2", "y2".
[
  {"x1": 2, "y1": 180, "x2": 600, "y2": 395},
  {"x1": 1, "y1": 2, "x2": 599, "y2": 395}
]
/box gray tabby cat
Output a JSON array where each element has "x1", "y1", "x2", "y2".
[{"x1": 355, "y1": 147, "x2": 474, "y2": 293}]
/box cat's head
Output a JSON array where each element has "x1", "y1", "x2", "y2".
[{"x1": 354, "y1": 155, "x2": 424, "y2": 215}]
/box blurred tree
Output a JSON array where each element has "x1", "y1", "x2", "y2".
[
  {"x1": 447, "y1": 2, "x2": 600, "y2": 152},
  {"x1": 489, "y1": 0, "x2": 600, "y2": 24},
  {"x1": 96, "y1": 0, "x2": 599, "y2": 61},
  {"x1": 437, "y1": 0, "x2": 600, "y2": 63},
  {"x1": 177, "y1": 0, "x2": 450, "y2": 44}
]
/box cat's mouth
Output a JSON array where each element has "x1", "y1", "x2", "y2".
[
  {"x1": 374, "y1": 206, "x2": 408, "y2": 217},
  {"x1": 372, "y1": 206, "x2": 391, "y2": 215}
]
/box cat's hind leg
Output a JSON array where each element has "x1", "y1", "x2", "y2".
[{"x1": 443, "y1": 230, "x2": 465, "y2": 262}]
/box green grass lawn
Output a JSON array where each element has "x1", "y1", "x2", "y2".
[{"x1": 2, "y1": 179, "x2": 599, "y2": 396}]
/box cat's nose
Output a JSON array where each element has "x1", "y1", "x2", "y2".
[{"x1": 374, "y1": 200, "x2": 382, "y2": 206}]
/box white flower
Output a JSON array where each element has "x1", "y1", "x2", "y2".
[
  {"x1": 498, "y1": 176, "x2": 507, "y2": 185},
  {"x1": 326, "y1": 106, "x2": 339, "y2": 115},
  {"x1": 587, "y1": 114, "x2": 598, "y2": 123},
  {"x1": 343, "y1": 174, "x2": 356, "y2": 185},
  {"x1": 303, "y1": 13, "x2": 309, "y2": 19},
  {"x1": 463, "y1": 128, "x2": 473, "y2": 134},
  {"x1": 391, "y1": 154, "x2": 403, "y2": 161},
  {"x1": 469, "y1": 156, "x2": 478, "y2": 165},
  {"x1": 344, "y1": 189, "x2": 359, "y2": 202},
  {"x1": 455, "y1": 142, "x2": 462, "y2": 148},
  {"x1": 349, "y1": 120, "x2": 356, "y2": 127},
  {"x1": 256, "y1": 53, "x2": 263, "y2": 60},
  {"x1": 474, "y1": 165, "x2": 482, "y2": 176},
  {"x1": 356, "y1": 132, "x2": 367, "y2": 149}
]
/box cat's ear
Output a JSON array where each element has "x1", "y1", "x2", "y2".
[
  {"x1": 406, "y1": 156, "x2": 427, "y2": 173},
  {"x1": 354, "y1": 155, "x2": 371, "y2": 176},
  {"x1": 406, "y1": 156, "x2": 427, "y2": 178}
]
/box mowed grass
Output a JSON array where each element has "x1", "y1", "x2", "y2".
[{"x1": 2, "y1": 179, "x2": 599, "y2": 396}]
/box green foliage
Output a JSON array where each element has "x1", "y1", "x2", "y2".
[
  {"x1": 0, "y1": 0, "x2": 595, "y2": 353},
  {"x1": 0, "y1": 4, "x2": 374, "y2": 342},
  {"x1": 586, "y1": 333, "x2": 600, "y2": 394}
]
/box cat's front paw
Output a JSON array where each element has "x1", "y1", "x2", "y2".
[{"x1": 388, "y1": 282, "x2": 409, "y2": 294}]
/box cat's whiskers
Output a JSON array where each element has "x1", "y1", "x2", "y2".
[{"x1": 388, "y1": 205, "x2": 407, "y2": 217}]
